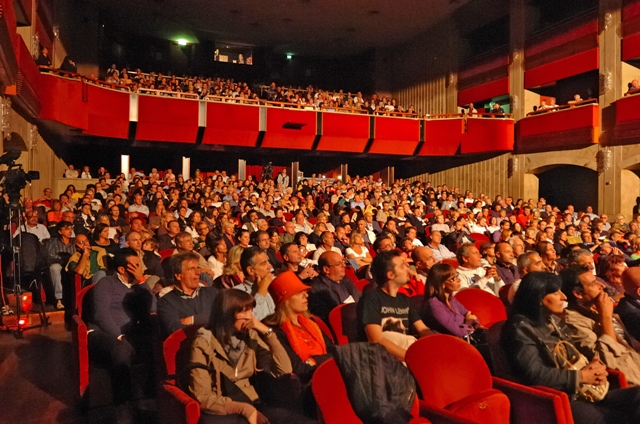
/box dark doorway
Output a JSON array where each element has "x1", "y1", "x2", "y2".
[{"x1": 537, "y1": 165, "x2": 598, "y2": 212}]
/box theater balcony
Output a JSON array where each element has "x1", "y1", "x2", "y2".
[
  {"x1": 516, "y1": 101, "x2": 599, "y2": 153},
  {"x1": 614, "y1": 91, "x2": 640, "y2": 144},
  {"x1": 419, "y1": 114, "x2": 514, "y2": 156},
  {"x1": 34, "y1": 70, "x2": 519, "y2": 160}
]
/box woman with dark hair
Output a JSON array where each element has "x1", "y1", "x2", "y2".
[
  {"x1": 420, "y1": 263, "x2": 479, "y2": 338},
  {"x1": 502, "y1": 272, "x2": 640, "y2": 424},
  {"x1": 554, "y1": 229, "x2": 569, "y2": 257},
  {"x1": 91, "y1": 222, "x2": 119, "y2": 255},
  {"x1": 188, "y1": 289, "x2": 301, "y2": 424},
  {"x1": 598, "y1": 254, "x2": 627, "y2": 301}
]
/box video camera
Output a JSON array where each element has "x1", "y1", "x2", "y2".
[{"x1": 0, "y1": 150, "x2": 40, "y2": 207}]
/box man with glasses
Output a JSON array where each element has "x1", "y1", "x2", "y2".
[
  {"x1": 66, "y1": 234, "x2": 107, "y2": 285},
  {"x1": 14, "y1": 210, "x2": 50, "y2": 243},
  {"x1": 308, "y1": 251, "x2": 361, "y2": 323}
]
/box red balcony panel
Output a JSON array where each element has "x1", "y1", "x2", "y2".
[
  {"x1": 35, "y1": 14, "x2": 51, "y2": 50},
  {"x1": 9, "y1": 35, "x2": 40, "y2": 118},
  {"x1": 614, "y1": 94, "x2": 640, "y2": 142},
  {"x1": 202, "y1": 102, "x2": 260, "y2": 147},
  {"x1": 517, "y1": 104, "x2": 599, "y2": 152},
  {"x1": 462, "y1": 118, "x2": 514, "y2": 154},
  {"x1": 0, "y1": 0, "x2": 19, "y2": 87},
  {"x1": 317, "y1": 112, "x2": 369, "y2": 153},
  {"x1": 261, "y1": 108, "x2": 317, "y2": 150},
  {"x1": 525, "y1": 21, "x2": 598, "y2": 58},
  {"x1": 623, "y1": 33, "x2": 640, "y2": 61},
  {"x1": 420, "y1": 118, "x2": 463, "y2": 156},
  {"x1": 525, "y1": 48, "x2": 599, "y2": 88},
  {"x1": 37, "y1": 73, "x2": 87, "y2": 129},
  {"x1": 624, "y1": 1, "x2": 640, "y2": 21},
  {"x1": 458, "y1": 77, "x2": 509, "y2": 106},
  {"x1": 84, "y1": 84, "x2": 129, "y2": 139},
  {"x1": 369, "y1": 116, "x2": 420, "y2": 155},
  {"x1": 136, "y1": 95, "x2": 198, "y2": 143}
]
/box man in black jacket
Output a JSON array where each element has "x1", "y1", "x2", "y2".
[
  {"x1": 157, "y1": 252, "x2": 218, "y2": 339},
  {"x1": 308, "y1": 251, "x2": 361, "y2": 323}
]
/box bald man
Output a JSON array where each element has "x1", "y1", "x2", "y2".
[
  {"x1": 618, "y1": 267, "x2": 640, "y2": 341},
  {"x1": 308, "y1": 251, "x2": 361, "y2": 322},
  {"x1": 399, "y1": 247, "x2": 436, "y2": 297}
]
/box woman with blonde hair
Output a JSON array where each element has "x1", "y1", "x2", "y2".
[
  {"x1": 345, "y1": 230, "x2": 372, "y2": 269},
  {"x1": 212, "y1": 245, "x2": 244, "y2": 289},
  {"x1": 263, "y1": 271, "x2": 333, "y2": 417}
]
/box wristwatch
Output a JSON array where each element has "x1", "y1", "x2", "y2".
[{"x1": 263, "y1": 328, "x2": 274, "y2": 337}]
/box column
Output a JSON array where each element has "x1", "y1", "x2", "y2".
[
  {"x1": 120, "y1": 155, "x2": 130, "y2": 180},
  {"x1": 291, "y1": 162, "x2": 300, "y2": 192},
  {"x1": 238, "y1": 159, "x2": 246, "y2": 181},
  {"x1": 598, "y1": 0, "x2": 623, "y2": 215},
  {"x1": 182, "y1": 157, "x2": 190, "y2": 180}
]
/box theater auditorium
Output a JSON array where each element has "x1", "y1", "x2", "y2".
[{"x1": 4, "y1": 0, "x2": 640, "y2": 423}]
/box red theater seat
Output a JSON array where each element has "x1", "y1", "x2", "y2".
[
  {"x1": 455, "y1": 288, "x2": 507, "y2": 328},
  {"x1": 441, "y1": 258, "x2": 460, "y2": 268},
  {"x1": 328, "y1": 303, "x2": 359, "y2": 346},
  {"x1": 469, "y1": 233, "x2": 490, "y2": 242},
  {"x1": 406, "y1": 335, "x2": 510, "y2": 424},
  {"x1": 311, "y1": 315, "x2": 335, "y2": 343},
  {"x1": 160, "y1": 328, "x2": 201, "y2": 424},
  {"x1": 311, "y1": 359, "x2": 432, "y2": 424}
]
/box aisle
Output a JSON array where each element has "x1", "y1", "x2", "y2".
[{"x1": 0, "y1": 322, "x2": 81, "y2": 424}]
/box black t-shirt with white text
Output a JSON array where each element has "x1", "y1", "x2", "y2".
[{"x1": 358, "y1": 287, "x2": 420, "y2": 340}]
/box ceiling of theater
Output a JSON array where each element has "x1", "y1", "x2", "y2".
[{"x1": 100, "y1": 0, "x2": 471, "y2": 55}]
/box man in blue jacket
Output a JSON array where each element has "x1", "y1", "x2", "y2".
[{"x1": 87, "y1": 248, "x2": 157, "y2": 408}]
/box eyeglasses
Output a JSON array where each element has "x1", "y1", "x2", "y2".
[
  {"x1": 329, "y1": 263, "x2": 346, "y2": 268},
  {"x1": 445, "y1": 275, "x2": 460, "y2": 283}
]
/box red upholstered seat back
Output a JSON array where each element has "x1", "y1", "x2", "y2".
[
  {"x1": 312, "y1": 358, "x2": 423, "y2": 423},
  {"x1": 328, "y1": 303, "x2": 358, "y2": 346},
  {"x1": 441, "y1": 258, "x2": 459, "y2": 268},
  {"x1": 311, "y1": 315, "x2": 335, "y2": 343},
  {"x1": 76, "y1": 283, "x2": 95, "y2": 319},
  {"x1": 455, "y1": 288, "x2": 507, "y2": 328},
  {"x1": 312, "y1": 358, "x2": 363, "y2": 423},
  {"x1": 163, "y1": 328, "x2": 188, "y2": 378},
  {"x1": 406, "y1": 334, "x2": 493, "y2": 409},
  {"x1": 470, "y1": 233, "x2": 489, "y2": 242}
]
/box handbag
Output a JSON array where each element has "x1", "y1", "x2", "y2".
[{"x1": 552, "y1": 340, "x2": 609, "y2": 403}]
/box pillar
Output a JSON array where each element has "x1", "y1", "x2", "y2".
[
  {"x1": 120, "y1": 155, "x2": 129, "y2": 180},
  {"x1": 509, "y1": 0, "x2": 526, "y2": 121},
  {"x1": 598, "y1": 0, "x2": 623, "y2": 215},
  {"x1": 181, "y1": 157, "x2": 190, "y2": 180},
  {"x1": 238, "y1": 159, "x2": 246, "y2": 181},
  {"x1": 340, "y1": 164, "x2": 348, "y2": 184},
  {"x1": 291, "y1": 162, "x2": 300, "y2": 191}
]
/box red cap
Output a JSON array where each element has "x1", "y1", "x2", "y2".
[{"x1": 268, "y1": 271, "x2": 310, "y2": 305}]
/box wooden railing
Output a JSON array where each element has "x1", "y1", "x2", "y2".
[
  {"x1": 203, "y1": 95, "x2": 262, "y2": 105},
  {"x1": 525, "y1": 98, "x2": 598, "y2": 117}
]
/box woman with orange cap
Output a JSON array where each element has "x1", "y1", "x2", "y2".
[{"x1": 264, "y1": 270, "x2": 334, "y2": 417}]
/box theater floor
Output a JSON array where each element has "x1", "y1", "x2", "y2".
[{"x1": 0, "y1": 313, "x2": 158, "y2": 424}]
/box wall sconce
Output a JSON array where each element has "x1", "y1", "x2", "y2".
[
  {"x1": 512, "y1": 95, "x2": 519, "y2": 111},
  {"x1": 30, "y1": 125, "x2": 38, "y2": 151},
  {"x1": 508, "y1": 157, "x2": 519, "y2": 177},
  {"x1": 52, "y1": 25, "x2": 60, "y2": 39},
  {"x1": 1, "y1": 97, "x2": 11, "y2": 138},
  {"x1": 598, "y1": 147, "x2": 612, "y2": 172},
  {"x1": 604, "y1": 13, "x2": 612, "y2": 30},
  {"x1": 31, "y1": 34, "x2": 40, "y2": 58}
]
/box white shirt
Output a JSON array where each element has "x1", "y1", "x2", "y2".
[
  {"x1": 312, "y1": 246, "x2": 342, "y2": 262},
  {"x1": 128, "y1": 203, "x2": 150, "y2": 216},
  {"x1": 207, "y1": 256, "x2": 224, "y2": 280},
  {"x1": 13, "y1": 224, "x2": 51, "y2": 243},
  {"x1": 457, "y1": 266, "x2": 504, "y2": 296},
  {"x1": 427, "y1": 243, "x2": 456, "y2": 261}
]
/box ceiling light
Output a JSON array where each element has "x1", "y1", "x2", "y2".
[
  {"x1": 177, "y1": 39, "x2": 188, "y2": 46},
  {"x1": 286, "y1": 53, "x2": 293, "y2": 60}
]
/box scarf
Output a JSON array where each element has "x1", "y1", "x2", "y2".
[{"x1": 281, "y1": 315, "x2": 327, "y2": 362}]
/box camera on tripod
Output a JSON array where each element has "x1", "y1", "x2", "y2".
[{"x1": 0, "y1": 149, "x2": 40, "y2": 206}]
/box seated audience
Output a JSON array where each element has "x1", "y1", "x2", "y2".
[
  {"x1": 157, "y1": 252, "x2": 218, "y2": 338},
  {"x1": 188, "y1": 290, "x2": 311, "y2": 424},
  {"x1": 279, "y1": 242, "x2": 318, "y2": 282},
  {"x1": 358, "y1": 250, "x2": 432, "y2": 362},
  {"x1": 426, "y1": 230, "x2": 456, "y2": 262},
  {"x1": 66, "y1": 234, "x2": 107, "y2": 284},
  {"x1": 86, "y1": 249, "x2": 157, "y2": 416},
  {"x1": 502, "y1": 272, "x2": 640, "y2": 424},
  {"x1": 456, "y1": 243, "x2": 504, "y2": 296},
  {"x1": 619, "y1": 267, "x2": 640, "y2": 341},
  {"x1": 308, "y1": 251, "x2": 360, "y2": 323},
  {"x1": 233, "y1": 246, "x2": 276, "y2": 321},
  {"x1": 560, "y1": 266, "x2": 640, "y2": 385},
  {"x1": 345, "y1": 230, "x2": 372, "y2": 270},
  {"x1": 421, "y1": 263, "x2": 480, "y2": 338},
  {"x1": 43, "y1": 221, "x2": 76, "y2": 309}
]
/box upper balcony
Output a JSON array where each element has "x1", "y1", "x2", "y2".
[
  {"x1": 516, "y1": 100, "x2": 599, "y2": 152},
  {"x1": 35, "y1": 71, "x2": 516, "y2": 158}
]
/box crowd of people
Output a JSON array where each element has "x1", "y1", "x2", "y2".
[{"x1": 10, "y1": 163, "x2": 640, "y2": 424}]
